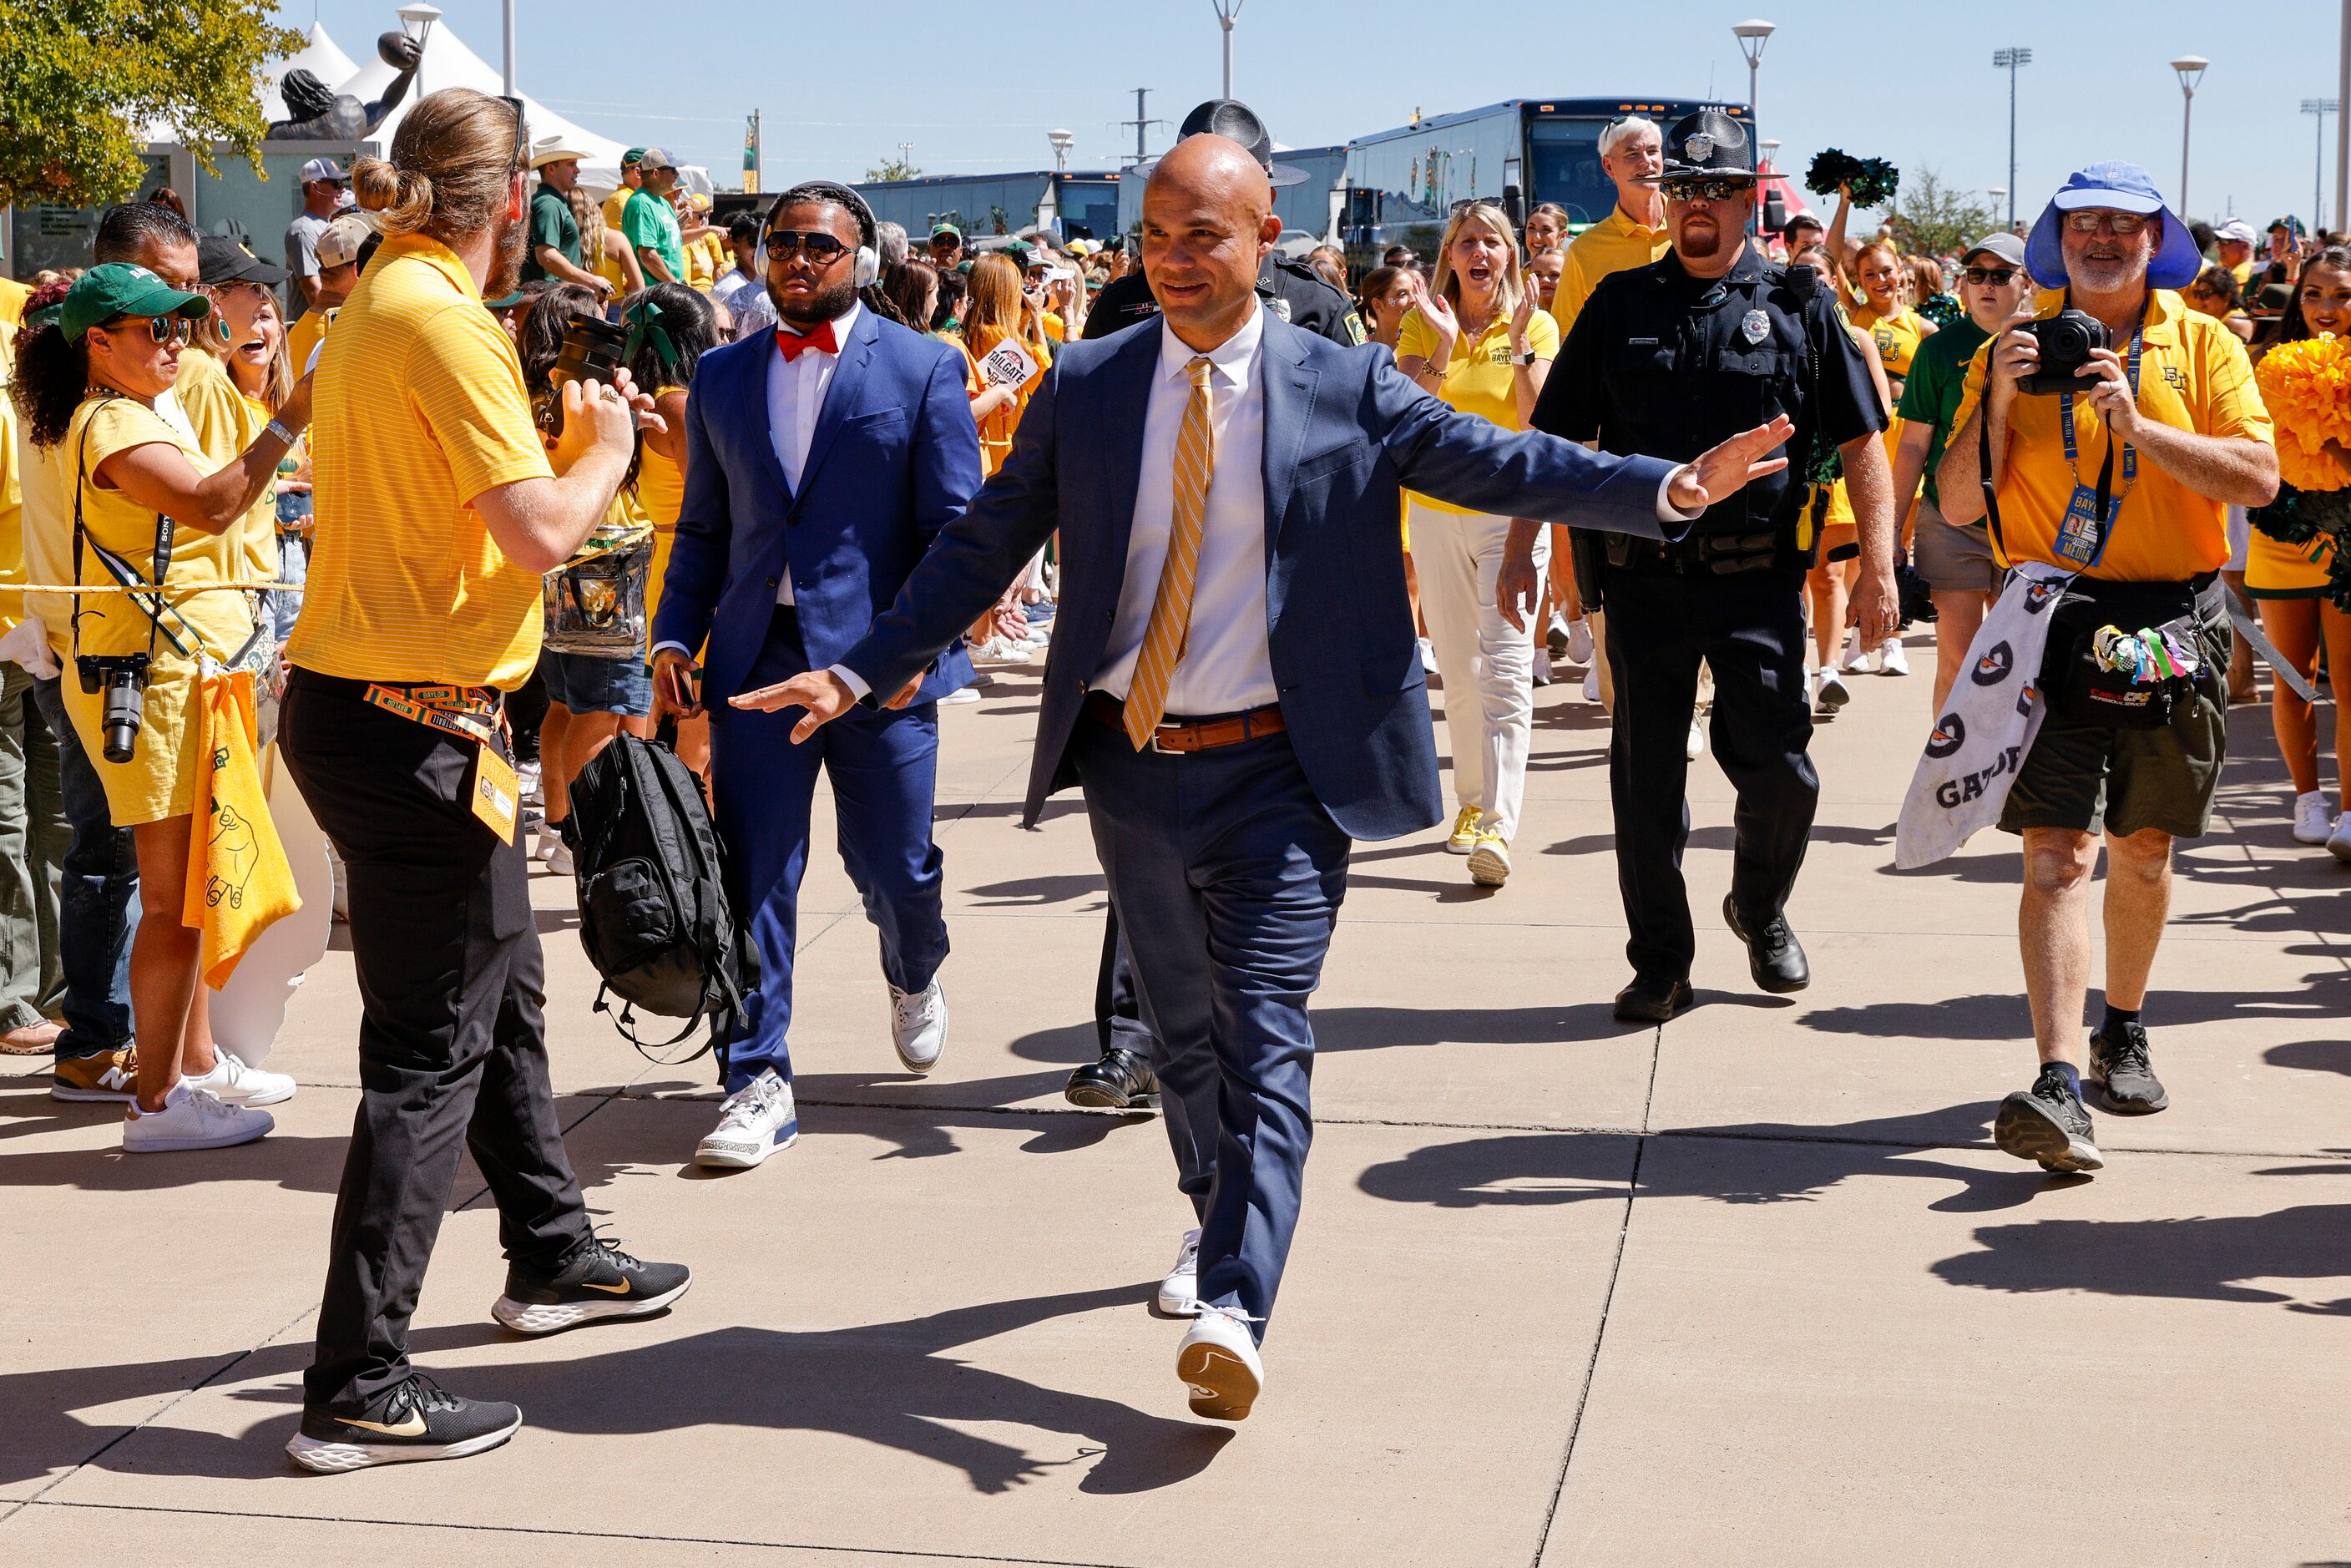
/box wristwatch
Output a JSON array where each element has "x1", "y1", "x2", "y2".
[{"x1": 1512, "y1": 350, "x2": 1540, "y2": 365}]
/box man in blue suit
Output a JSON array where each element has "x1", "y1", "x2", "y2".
[
  {"x1": 741, "y1": 139, "x2": 1792, "y2": 1419},
  {"x1": 650, "y1": 182, "x2": 981, "y2": 1172}
]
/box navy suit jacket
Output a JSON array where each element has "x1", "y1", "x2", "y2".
[
  {"x1": 842, "y1": 313, "x2": 1684, "y2": 842},
  {"x1": 651, "y1": 309, "x2": 982, "y2": 705}
]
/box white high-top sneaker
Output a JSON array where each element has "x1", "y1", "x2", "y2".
[{"x1": 693, "y1": 1069, "x2": 798, "y2": 1170}]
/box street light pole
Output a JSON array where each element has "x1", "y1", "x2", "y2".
[
  {"x1": 2172, "y1": 56, "x2": 2208, "y2": 214},
  {"x1": 1992, "y1": 48, "x2": 2031, "y2": 230},
  {"x1": 1733, "y1": 20, "x2": 1777, "y2": 129},
  {"x1": 2307, "y1": 99, "x2": 2339, "y2": 231},
  {"x1": 501, "y1": 0, "x2": 514, "y2": 95},
  {"x1": 2338, "y1": 0, "x2": 2349, "y2": 233},
  {"x1": 1211, "y1": 0, "x2": 1243, "y2": 99}
]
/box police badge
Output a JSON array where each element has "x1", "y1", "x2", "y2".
[
  {"x1": 1685, "y1": 132, "x2": 1714, "y2": 162},
  {"x1": 1741, "y1": 308, "x2": 1770, "y2": 345}
]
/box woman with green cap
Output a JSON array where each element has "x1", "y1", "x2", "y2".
[{"x1": 8, "y1": 261, "x2": 313, "y2": 1153}]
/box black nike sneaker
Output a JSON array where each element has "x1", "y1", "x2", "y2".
[
  {"x1": 491, "y1": 1236, "x2": 692, "y2": 1336},
  {"x1": 286, "y1": 1373, "x2": 521, "y2": 1473},
  {"x1": 1993, "y1": 1065, "x2": 2104, "y2": 1173},
  {"x1": 2087, "y1": 1021, "x2": 2171, "y2": 1114}
]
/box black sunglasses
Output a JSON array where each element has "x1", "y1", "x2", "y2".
[
  {"x1": 1960, "y1": 266, "x2": 2020, "y2": 286},
  {"x1": 1663, "y1": 178, "x2": 1752, "y2": 203},
  {"x1": 499, "y1": 94, "x2": 528, "y2": 176},
  {"x1": 766, "y1": 230, "x2": 850, "y2": 263}
]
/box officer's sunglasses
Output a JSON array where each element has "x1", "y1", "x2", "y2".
[
  {"x1": 1663, "y1": 178, "x2": 1751, "y2": 203},
  {"x1": 765, "y1": 230, "x2": 850, "y2": 263},
  {"x1": 1960, "y1": 266, "x2": 2020, "y2": 286}
]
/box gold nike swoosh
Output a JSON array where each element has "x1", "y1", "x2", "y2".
[
  {"x1": 341, "y1": 1410, "x2": 427, "y2": 1437},
  {"x1": 582, "y1": 1280, "x2": 635, "y2": 1294}
]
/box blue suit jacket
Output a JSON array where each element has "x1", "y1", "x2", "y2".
[
  {"x1": 651, "y1": 309, "x2": 982, "y2": 704},
  {"x1": 842, "y1": 313, "x2": 1684, "y2": 842}
]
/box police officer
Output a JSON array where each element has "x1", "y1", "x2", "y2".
[
  {"x1": 1084, "y1": 99, "x2": 1365, "y2": 348},
  {"x1": 1506, "y1": 109, "x2": 1898, "y2": 1022}
]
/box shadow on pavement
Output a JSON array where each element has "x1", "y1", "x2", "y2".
[
  {"x1": 1933, "y1": 1201, "x2": 2351, "y2": 1307},
  {"x1": 1802, "y1": 957, "x2": 2348, "y2": 1040}
]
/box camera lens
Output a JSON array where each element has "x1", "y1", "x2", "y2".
[{"x1": 99, "y1": 671, "x2": 143, "y2": 766}]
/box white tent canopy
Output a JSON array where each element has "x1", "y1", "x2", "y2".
[{"x1": 257, "y1": 22, "x2": 361, "y2": 124}]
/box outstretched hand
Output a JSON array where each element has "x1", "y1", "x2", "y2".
[
  {"x1": 1665, "y1": 414, "x2": 1797, "y2": 514},
  {"x1": 731, "y1": 670, "x2": 858, "y2": 744}
]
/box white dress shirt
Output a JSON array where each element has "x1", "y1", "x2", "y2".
[
  {"x1": 766, "y1": 301, "x2": 862, "y2": 606},
  {"x1": 1092, "y1": 302, "x2": 1279, "y2": 716}
]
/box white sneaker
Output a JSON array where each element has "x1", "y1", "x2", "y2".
[
  {"x1": 124, "y1": 1080, "x2": 272, "y2": 1153},
  {"x1": 1841, "y1": 628, "x2": 1866, "y2": 673},
  {"x1": 889, "y1": 977, "x2": 948, "y2": 1074},
  {"x1": 1157, "y1": 1227, "x2": 1202, "y2": 1316},
  {"x1": 517, "y1": 758, "x2": 543, "y2": 809},
  {"x1": 1176, "y1": 1304, "x2": 1264, "y2": 1421},
  {"x1": 693, "y1": 1069, "x2": 797, "y2": 1169},
  {"x1": 1566, "y1": 616, "x2": 1595, "y2": 665},
  {"x1": 2293, "y1": 791, "x2": 2333, "y2": 845},
  {"x1": 1532, "y1": 649, "x2": 1554, "y2": 687},
  {"x1": 938, "y1": 685, "x2": 981, "y2": 705},
  {"x1": 2328, "y1": 813, "x2": 2351, "y2": 864},
  {"x1": 538, "y1": 827, "x2": 574, "y2": 873},
  {"x1": 1581, "y1": 665, "x2": 1600, "y2": 702},
  {"x1": 1876, "y1": 638, "x2": 1910, "y2": 675},
  {"x1": 1417, "y1": 636, "x2": 1438, "y2": 675},
  {"x1": 972, "y1": 636, "x2": 1032, "y2": 665},
  {"x1": 1686, "y1": 717, "x2": 1706, "y2": 759},
  {"x1": 1815, "y1": 669, "x2": 1851, "y2": 714},
  {"x1": 183, "y1": 1047, "x2": 296, "y2": 1107}
]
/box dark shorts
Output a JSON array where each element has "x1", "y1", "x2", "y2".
[
  {"x1": 542, "y1": 650, "x2": 652, "y2": 716},
  {"x1": 1912, "y1": 500, "x2": 2003, "y2": 595},
  {"x1": 1999, "y1": 613, "x2": 2231, "y2": 840}
]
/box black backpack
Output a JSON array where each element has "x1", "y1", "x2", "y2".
[{"x1": 564, "y1": 724, "x2": 757, "y2": 1065}]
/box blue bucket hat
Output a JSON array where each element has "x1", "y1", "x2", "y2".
[{"x1": 2025, "y1": 161, "x2": 2202, "y2": 291}]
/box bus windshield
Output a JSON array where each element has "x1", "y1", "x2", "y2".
[{"x1": 1525, "y1": 119, "x2": 1620, "y2": 230}]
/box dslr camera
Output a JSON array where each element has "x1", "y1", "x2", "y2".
[
  {"x1": 75, "y1": 653, "x2": 149, "y2": 765},
  {"x1": 537, "y1": 313, "x2": 630, "y2": 442},
  {"x1": 2016, "y1": 307, "x2": 2110, "y2": 396}
]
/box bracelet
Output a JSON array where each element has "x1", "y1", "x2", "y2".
[{"x1": 265, "y1": 418, "x2": 298, "y2": 447}]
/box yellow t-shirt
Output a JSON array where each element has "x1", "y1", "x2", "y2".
[
  {"x1": 685, "y1": 230, "x2": 724, "y2": 293},
  {"x1": 173, "y1": 349, "x2": 280, "y2": 589},
  {"x1": 637, "y1": 386, "x2": 687, "y2": 620},
  {"x1": 1554, "y1": 205, "x2": 1671, "y2": 331},
  {"x1": 967, "y1": 325, "x2": 1051, "y2": 478},
  {"x1": 1953, "y1": 289, "x2": 2273, "y2": 582},
  {"x1": 0, "y1": 278, "x2": 28, "y2": 331},
  {"x1": 288, "y1": 232, "x2": 555, "y2": 690},
  {"x1": 1042, "y1": 311, "x2": 1066, "y2": 343},
  {"x1": 1850, "y1": 302, "x2": 1929, "y2": 380},
  {"x1": 0, "y1": 319, "x2": 21, "y2": 630},
  {"x1": 1395, "y1": 302, "x2": 1560, "y2": 517},
  {"x1": 2230, "y1": 260, "x2": 2255, "y2": 290}
]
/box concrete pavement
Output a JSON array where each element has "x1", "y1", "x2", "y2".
[{"x1": 5, "y1": 630, "x2": 2348, "y2": 1566}]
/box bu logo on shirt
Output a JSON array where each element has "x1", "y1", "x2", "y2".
[
  {"x1": 1925, "y1": 712, "x2": 1967, "y2": 758},
  {"x1": 1971, "y1": 640, "x2": 2014, "y2": 686}
]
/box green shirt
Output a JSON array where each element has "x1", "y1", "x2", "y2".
[
  {"x1": 522, "y1": 185, "x2": 582, "y2": 282},
  {"x1": 621, "y1": 189, "x2": 685, "y2": 284},
  {"x1": 1895, "y1": 316, "x2": 1992, "y2": 508}
]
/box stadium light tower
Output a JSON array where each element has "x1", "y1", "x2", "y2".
[
  {"x1": 2172, "y1": 56, "x2": 2209, "y2": 214},
  {"x1": 1733, "y1": 20, "x2": 1776, "y2": 127},
  {"x1": 2306, "y1": 99, "x2": 2338, "y2": 231},
  {"x1": 1992, "y1": 48, "x2": 2031, "y2": 230}
]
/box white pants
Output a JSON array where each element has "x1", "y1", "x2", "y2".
[{"x1": 1411, "y1": 502, "x2": 1550, "y2": 842}]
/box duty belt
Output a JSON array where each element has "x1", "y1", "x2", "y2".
[
  {"x1": 362, "y1": 682, "x2": 506, "y2": 747},
  {"x1": 1605, "y1": 529, "x2": 1787, "y2": 576}
]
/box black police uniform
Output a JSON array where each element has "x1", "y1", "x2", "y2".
[
  {"x1": 1532, "y1": 244, "x2": 1881, "y2": 986},
  {"x1": 1082, "y1": 253, "x2": 1366, "y2": 346}
]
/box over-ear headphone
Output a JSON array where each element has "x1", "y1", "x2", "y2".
[{"x1": 770, "y1": 181, "x2": 881, "y2": 288}]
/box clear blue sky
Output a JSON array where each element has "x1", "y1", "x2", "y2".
[{"x1": 297, "y1": 0, "x2": 2347, "y2": 230}]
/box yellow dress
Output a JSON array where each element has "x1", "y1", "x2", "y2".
[{"x1": 53, "y1": 397, "x2": 255, "y2": 825}]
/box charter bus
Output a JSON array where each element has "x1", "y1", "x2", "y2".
[{"x1": 1336, "y1": 97, "x2": 1767, "y2": 274}]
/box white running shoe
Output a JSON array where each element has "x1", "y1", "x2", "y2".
[
  {"x1": 1417, "y1": 635, "x2": 1438, "y2": 675},
  {"x1": 889, "y1": 977, "x2": 948, "y2": 1074},
  {"x1": 1841, "y1": 628, "x2": 1867, "y2": 673},
  {"x1": 693, "y1": 1070, "x2": 798, "y2": 1170},
  {"x1": 1581, "y1": 665, "x2": 1600, "y2": 702},
  {"x1": 1532, "y1": 649, "x2": 1554, "y2": 687},
  {"x1": 517, "y1": 758, "x2": 543, "y2": 809},
  {"x1": 1566, "y1": 616, "x2": 1595, "y2": 665},
  {"x1": 1176, "y1": 1304, "x2": 1264, "y2": 1421},
  {"x1": 2293, "y1": 791, "x2": 2334, "y2": 845},
  {"x1": 2329, "y1": 813, "x2": 2351, "y2": 865},
  {"x1": 538, "y1": 827, "x2": 574, "y2": 873},
  {"x1": 124, "y1": 1080, "x2": 273, "y2": 1153},
  {"x1": 1157, "y1": 1227, "x2": 1202, "y2": 1316},
  {"x1": 1815, "y1": 669, "x2": 1851, "y2": 714},
  {"x1": 183, "y1": 1047, "x2": 296, "y2": 1107},
  {"x1": 938, "y1": 685, "x2": 981, "y2": 705},
  {"x1": 972, "y1": 637, "x2": 1032, "y2": 665},
  {"x1": 1876, "y1": 638, "x2": 1911, "y2": 675},
  {"x1": 1686, "y1": 717, "x2": 1706, "y2": 759}
]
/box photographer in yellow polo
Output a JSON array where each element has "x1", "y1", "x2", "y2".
[{"x1": 277, "y1": 87, "x2": 691, "y2": 1475}]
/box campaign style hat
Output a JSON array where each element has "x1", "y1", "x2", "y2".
[
  {"x1": 315, "y1": 213, "x2": 376, "y2": 271},
  {"x1": 198, "y1": 233, "x2": 291, "y2": 288},
  {"x1": 1661, "y1": 109, "x2": 1757, "y2": 180},
  {"x1": 1960, "y1": 231, "x2": 2027, "y2": 268},
  {"x1": 2026, "y1": 161, "x2": 2202, "y2": 290},
  {"x1": 58, "y1": 263, "x2": 211, "y2": 341},
  {"x1": 299, "y1": 157, "x2": 347, "y2": 184},
  {"x1": 1136, "y1": 99, "x2": 1308, "y2": 188},
  {"x1": 530, "y1": 136, "x2": 591, "y2": 171}
]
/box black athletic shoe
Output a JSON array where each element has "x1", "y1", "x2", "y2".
[
  {"x1": 2088, "y1": 1021, "x2": 2170, "y2": 1114},
  {"x1": 1064, "y1": 1046, "x2": 1160, "y2": 1114},
  {"x1": 1614, "y1": 974, "x2": 1695, "y2": 1024},
  {"x1": 1722, "y1": 895, "x2": 1810, "y2": 994},
  {"x1": 287, "y1": 1373, "x2": 521, "y2": 1473},
  {"x1": 491, "y1": 1236, "x2": 692, "y2": 1336},
  {"x1": 1993, "y1": 1066, "x2": 2104, "y2": 1173}
]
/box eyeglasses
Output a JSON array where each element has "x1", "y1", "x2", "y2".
[
  {"x1": 765, "y1": 230, "x2": 850, "y2": 263},
  {"x1": 1960, "y1": 266, "x2": 2020, "y2": 285},
  {"x1": 2061, "y1": 210, "x2": 2149, "y2": 235},
  {"x1": 1663, "y1": 178, "x2": 1751, "y2": 203},
  {"x1": 107, "y1": 316, "x2": 195, "y2": 346},
  {"x1": 499, "y1": 94, "x2": 528, "y2": 176}
]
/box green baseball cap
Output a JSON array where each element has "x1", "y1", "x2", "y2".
[
  {"x1": 59, "y1": 263, "x2": 210, "y2": 342},
  {"x1": 622, "y1": 147, "x2": 650, "y2": 168},
  {"x1": 930, "y1": 222, "x2": 961, "y2": 240}
]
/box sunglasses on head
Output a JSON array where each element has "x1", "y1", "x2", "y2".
[
  {"x1": 499, "y1": 94, "x2": 528, "y2": 176},
  {"x1": 1960, "y1": 266, "x2": 2020, "y2": 285},
  {"x1": 765, "y1": 229, "x2": 850, "y2": 263},
  {"x1": 107, "y1": 315, "x2": 195, "y2": 346},
  {"x1": 1664, "y1": 178, "x2": 1749, "y2": 203},
  {"x1": 2061, "y1": 210, "x2": 2149, "y2": 235}
]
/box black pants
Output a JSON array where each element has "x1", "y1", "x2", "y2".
[
  {"x1": 1600, "y1": 565, "x2": 1820, "y2": 983},
  {"x1": 1094, "y1": 908, "x2": 1155, "y2": 1057},
  {"x1": 280, "y1": 670, "x2": 591, "y2": 1413}
]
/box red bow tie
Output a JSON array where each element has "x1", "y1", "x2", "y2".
[{"x1": 776, "y1": 321, "x2": 839, "y2": 362}]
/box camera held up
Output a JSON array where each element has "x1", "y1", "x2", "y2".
[{"x1": 2017, "y1": 308, "x2": 2111, "y2": 396}]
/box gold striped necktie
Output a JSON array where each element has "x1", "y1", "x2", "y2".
[{"x1": 1124, "y1": 355, "x2": 1216, "y2": 748}]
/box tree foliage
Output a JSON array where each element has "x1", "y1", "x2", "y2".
[
  {"x1": 1886, "y1": 167, "x2": 1999, "y2": 261},
  {"x1": 0, "y1": 0, "x2": 303, "y2": 210},
  {"x1": 865, "y1": 153, "x2": 921, "y2": 183}
]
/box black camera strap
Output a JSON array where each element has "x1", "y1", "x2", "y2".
[{"x1": 70, "y1": 397, "x2": 197, "y2": 669}]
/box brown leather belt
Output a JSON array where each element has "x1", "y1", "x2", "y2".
[{"x1": 1085, "y1": 690, "x2": 1287, "y2": 753}]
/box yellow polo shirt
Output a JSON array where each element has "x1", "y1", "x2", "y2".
[
  {"x1": 286, "y1": 306, "x2": 332, "y2": 377},
  {"x1": 0, "y1": 278, "x2": 28, "y2": 331},
  {"x1": 0, "y1": 320, "x2": 21, "y2": 630},
  {"x1": 1553, "y1": 205, "x2": 1671, "y2": 331},
  {"x1": 288, "y1": 232, "x2": 555, "y2": 690},
  {"x1": 1396, "y1": 302, "x2": 1560, "y2": 516},
  {"x1": 1953, "y1": 288, "x2": 2272, "y2": 583}
]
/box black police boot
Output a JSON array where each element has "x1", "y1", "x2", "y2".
[
  {"x1": 1065, "y1": 1047, "x2": 1160, "y2": 1114},
  {"x1": 1723, "y1": 894, "x2": 1810, "y2": 994},
  {"x1": 1613, "y1": 974, "x2": 1695, "y2": 1024}
]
